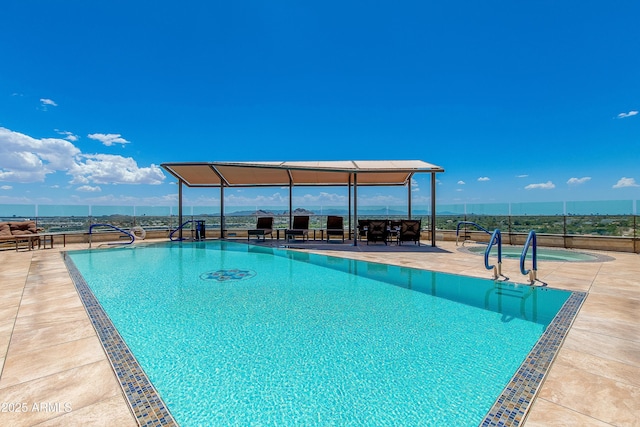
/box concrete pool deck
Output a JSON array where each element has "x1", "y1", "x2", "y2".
[{"x1": 0, "y1": 240, "x2": 638, "y2": 426}]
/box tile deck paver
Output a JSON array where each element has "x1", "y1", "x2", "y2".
[{"x1": 0, "y1": 239, "x2": 637, "y2": 426}]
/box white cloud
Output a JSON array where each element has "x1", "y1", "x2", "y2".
[
  {"x1": 0, "y1": 126, "x2": 165, "y2": 186},
  {"x1": 457, "y1": 180, "x2": 465, "y2": 185},
  {"x1": 69, "y1": 154, "x2": 165, "y2": 185},
  {"x1": 88, "y1": 133, "x2": 130, "y2": 146},
  {"x1": 296, "y1": 192, "x2": 349, "y2": 205},
  {"x1": 55, "y1": 130, "x2": 79, "y2": 142},
  {"x1": 525, "y1": 181, "x2": 555, "y2": 190},
  {"x1": 76, "y1": 185, "x2": 102, "y2": 192},
  {"x1": 567, "y1": 177, "x2": 591, "y2": 185},
  {"x1": 1, "y1": 185, "x2": 12, "y2": 190},
  {"x1": 516, "y1": 174, "x2": 528, "y2": 178},
  {"x1": 617, "y1": 110, "x2": 638, "y2": 119},
  {"x1": 222, "y1": 192, "x2": 287, "y2": 206},
  {"x1": 68, "y1": 193, "x2": 178, "y2": 207},
  {"x1": 0, "y1": 127, "x2": 80, "y2": 182},
  {"x1": 612, "y1": 177, "x2": 639, "y2": 188},
  {"x1": 40, "y1": 98, "x2": 58, "y2": 107},
  {"x1": 477, "y1": 177, "x2": 490, "y2": 182}
]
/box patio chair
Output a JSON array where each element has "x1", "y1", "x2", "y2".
[
  {"x1": 247, "y1": 217, "x2": 273, "y2": 241},
  {"x1": 325, "y1": 215, "x2": 345, "y2": 242},
  {"x1": 399, "y1": 219, "x2": 421, "y2": 245},
  {"x1": 285, "y1": 215, "x2": 309, "y2": 242},
  {"x1": 389, "y1": 220, "x2": 402, "y2": 244},
  {"x1": 357, "y1": 219, "x2": 370, "y2": 241},
  {"x1": 366, "y1": 220, "x2": 389, "y2": 245}
]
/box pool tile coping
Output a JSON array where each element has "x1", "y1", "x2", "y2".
[
  {"x1": 63, "y1": 250, "x2": 586, "y2": 427},
  {"x1": 480, "y1": 290, "x2": 586, "y2": 426},
  {"x1": 64, "y1": 252, "x2": 178, "y2": 427}
]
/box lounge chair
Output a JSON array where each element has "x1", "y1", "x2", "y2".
[
  {"x1": 247, "y1": 217, "x2": 273, "y2": 241},
  {"x1": 399, "y1": 219, "x2": 421, "y2": 245},
  {"x1": 285, "y1": 215, "x2": 309, "y2": 242},
  {"x1": 366, "y1": 220, "x2": 388, "y2": 245},
  {"x1": 325, "y1": 216, "x2": 345, "y2": 242}
]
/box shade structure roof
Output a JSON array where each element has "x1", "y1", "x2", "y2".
[{"x1": 161, "y1": 160, "x2": 445, "y2": 187}]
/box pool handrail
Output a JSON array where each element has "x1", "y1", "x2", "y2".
[
  {"x1": 89, "y1": 223, "x2": 135, "y2": 248},
  {"x1": 169, "y1": 220, "x2": 193, "y2": 241},
  {"x1": 520, "y1": 230, "x2": 538, "y2": 284},
  {"x1": 456, "y1": 221, "x2": 492, "y2": 246},
  {"x1": 484, "y1": 228, "x2": 502, "y2": 279},
  {"x1": 170, "y1": 220, "x2": 206, "y2": 241}
]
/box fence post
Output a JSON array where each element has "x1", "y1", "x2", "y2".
[{"x1": 633, "y1": 215, "x2": 638, "y2": 253}]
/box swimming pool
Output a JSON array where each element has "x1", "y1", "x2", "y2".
[
  {"x1": 65, "y1": 241, "x2": 583, "y2": 426},
  {"x1": 462, "y1": 245, "x2": 611, "y2": 262}
]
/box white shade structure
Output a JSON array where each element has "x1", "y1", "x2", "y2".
[{"x1": 161, "y1": 160, "x2": 445, "y2": 246}]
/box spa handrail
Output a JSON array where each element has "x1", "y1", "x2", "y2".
[
  {"x1": 456, "y1": 221, "x2": 492, "y2": 245},
  {"x1": 89, "y1": 223, "x2": 135, "y2": 248},
  {"x1": 520, "y1": 230, "x2": 538, "y2": 283},
  {"x1": 484, "y1": 228, "x2": 502, "y2": 279}
]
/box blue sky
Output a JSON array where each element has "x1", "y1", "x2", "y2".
[{"x1": 1, "y1": 1, "x2": 638, "y2": 211}]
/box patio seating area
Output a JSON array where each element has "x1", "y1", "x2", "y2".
[{"x1": 0, "y1": 221, "x2": 54, "y2": 251}]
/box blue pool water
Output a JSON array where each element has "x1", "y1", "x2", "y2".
[{"x1": 68, "y1": 241, "x2": 571, "y2": 426}]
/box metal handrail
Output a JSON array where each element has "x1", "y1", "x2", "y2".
[
  {"x1": 89, "y1": 223, "x2": 135, "y2": 248},
  {"x1": 484, "y1": 228, "x2": 502, "y2": 279},
  {"x1": 169, "y1": 220, "x2": 194, "y2": 241},
  {"x1": 520, "y1": 230, "x2": 538, "y2": 283},
  {"x1": 456, "y1": 221, "x2": 492, "y2": 246},
  {"x1": 169, "y1": 220, "x2": 206, "y2": 241}
]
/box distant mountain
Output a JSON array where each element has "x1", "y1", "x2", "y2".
[
  {"x1": 291, "y1": 207, "x2": 315, "y2": 215},
  {"x1": 225, "y1": 207, "x2": 438, "y2": 216},
  {"x1": 229, "y1": 209, "x2": 280, "y2": 216},
  {"x1": 227, "y1": 207, "x2": 317, "y2": 216}
]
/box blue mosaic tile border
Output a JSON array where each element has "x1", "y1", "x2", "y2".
[
  {"x1": 480, "y1": 290, "x2": 587, "y2": 427},
  {"x1": 64, "y1": 253, "x2": 178, "y2": 427}
]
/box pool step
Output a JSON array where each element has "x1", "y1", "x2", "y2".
[{"x1": 493, "y1": 283, "x2": 532, "y2": 298}]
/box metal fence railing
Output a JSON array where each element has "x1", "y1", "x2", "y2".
[{"x1": 1, "y1": 201, "x2": 638, "y2": 238}]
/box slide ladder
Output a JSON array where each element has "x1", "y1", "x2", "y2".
[
  {"x1": 520, "y1": 230, "x2": 538, "y2": 284},
  {"x1": 89, "y1": 223, "x2": 135, "y2": 248},
  {"x1": 456, "y1": 221, "x2": 492, "y2": 246}
]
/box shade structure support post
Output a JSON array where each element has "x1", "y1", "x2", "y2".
[
  {"x1": 352, "y1": 173, "x2": 358, "y2": 246},
  {"x1": 289, "y1": 177, "x2": 293, "y2": 229},
  {"x1": 408, "y1": 177, "x2": 412, "y2": 219},
  {"x1": 431, "y1": 172, "x2": 436, "y2": 247},
  {"x1": 220, "y1": 185, "x2": 225, "y2": 239},
  {"x1": 178, "y1": 180, "x2": 183, "y2": 241},
  {"x1": 348, "y1": 175, "x2": 352, "y2": 239}
]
